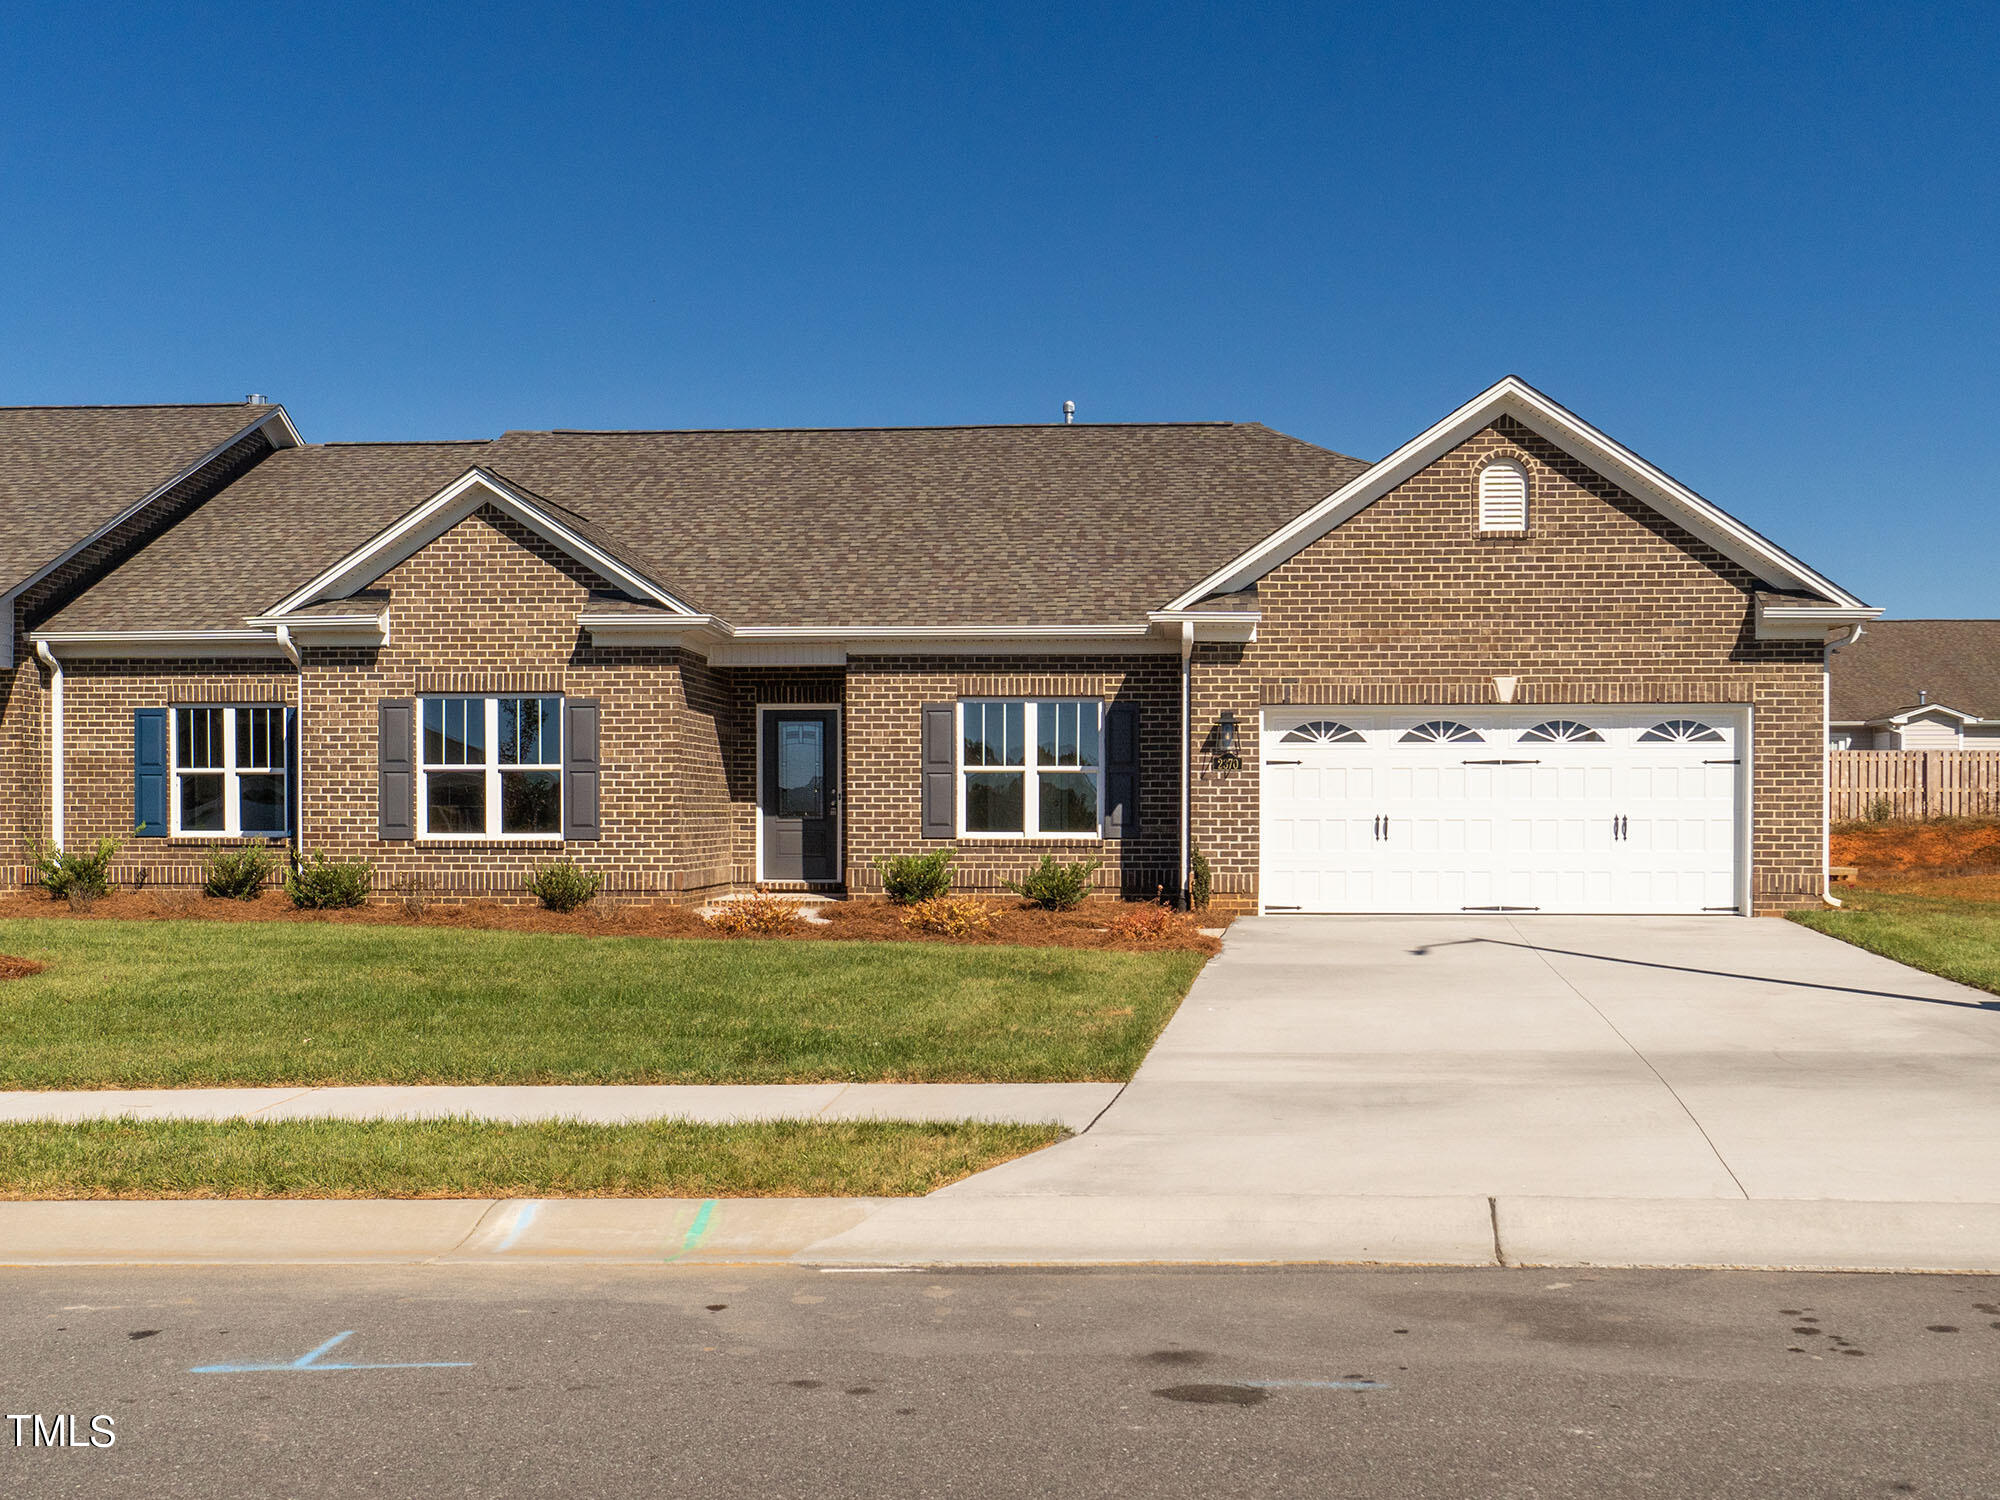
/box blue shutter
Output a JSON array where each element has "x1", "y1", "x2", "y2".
[
  {"x1": 284, "y1": 706, "x2": 298, "y2": 837},
  {"x1": 134, "y1": 708, "x2": 168, "y2": 837}
]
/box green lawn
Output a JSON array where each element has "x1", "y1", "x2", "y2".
[
  {"x1": 0, "y1": 918, "x2": 1202, "y2": 1087},
  {"x1": 0, "y1": 1117, "x2": 1064, "y2": 1199},
  {"x1": 1790, "y1": 888, "x2": 2000, "y2": 997}
]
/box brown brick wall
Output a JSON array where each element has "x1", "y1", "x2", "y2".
[
  {"x1": 0, "y1": 425, "x2": 277, "y2": 879},
  {"x1": 1189, "y1": 417, "x2": 1826, "y2": 914},
  {"x1": 842, "y1": 654, "x2": 1181, "y2": 896}
]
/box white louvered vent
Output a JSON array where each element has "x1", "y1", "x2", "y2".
[{"x1": 1478, "y1": 460, "x2": 1528, "y2": 532}]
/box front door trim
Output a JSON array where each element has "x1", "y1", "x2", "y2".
[{"x1": 755, "y1": 702, "x2": 843, "y2": 885}]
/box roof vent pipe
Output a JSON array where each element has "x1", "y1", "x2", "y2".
[
  {"x1": 1063, "y1": 400, "x2": 1074, "y2": 424},
  {"x1": 245, "y1": 393, "x2": 267, "y2": 405},
  {"x1": 1919, "y1": 689, "x2": 1929, "y2": 705}
]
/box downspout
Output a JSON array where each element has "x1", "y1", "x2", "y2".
[
  {"x1": 1821, "y1": 622, "x2": 1866, "y2": 908},
  {"x1": 34, "y1": 639, "x2": 62, "y2": 848},
  {"x1": 1180, "y1": 621, "x2": 1194, "y2": 907},
  {"x1": 274, "y1": 625, "x2": 302, "y2": 852}
]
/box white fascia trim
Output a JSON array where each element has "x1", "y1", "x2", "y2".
[
  {"x1": 579, "y1": 615, "x2": 1174, "y2": 656},
  {"x1": 262, "y1": 468, "x2": 699, "y2": 619},
  {"x1": 1880, "y1": 702, "x2": 1982, "y2": 725},
  {"x1": 1164, "y1": 376, "x2": 1872, "y2": 612},
  {"x1": 1146, "y1": 609, "x2": 1260, "y2": 643},
  {"x1": 245, "y1": 609, "x2": 389, "y2": 648},
  {"x1": 31, "y1": 628, "x2": 288, "y2": 660},
  {"x1": 0, "y1": 406, "x2": 303, "y2": 663}
]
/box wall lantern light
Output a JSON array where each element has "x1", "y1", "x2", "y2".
[{"x1": 1213, "y1": 711, "x2": 1241, "y2": 773}]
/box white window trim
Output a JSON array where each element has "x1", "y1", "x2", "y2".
[
  {"x1": 169, "y1": 704, "x2": 288, "y2": 839},
  {"x1": 418, "y1": 695, "x2": 565, "y2": 842},
  {"x1": 955, "y1": 698, "x2": 1105, "y2": 841}
]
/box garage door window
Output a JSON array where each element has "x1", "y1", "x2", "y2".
[
  {"x1": 1639, "y1": 719, "x2": 1724, "y2": 743},
  {"x1": 1399, "y1": 720, "x2": 1483, "y2": 744},
  {"x1": 1279, "y1": 720, "x2": 1363, "y2": 744},
  {"x1": 1520, "y1": 719, "x2": 1603, "y2": 743}
]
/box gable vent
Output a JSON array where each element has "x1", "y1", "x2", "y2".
[{"x1": 1478, "y1": 459, "x2": 1528, "y2": 532}]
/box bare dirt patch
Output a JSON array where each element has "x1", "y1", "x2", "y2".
[
  {"x1": 0, "y1": 888, "x2": 1223, "y2": 955},
  {"x1": 1832, "y1": 818, "x2": 2000, "y2": 877}
]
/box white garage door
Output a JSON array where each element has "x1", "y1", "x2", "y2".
[{"x1": 1260, "y1": 707, "x2": 1744, "y2": 915}]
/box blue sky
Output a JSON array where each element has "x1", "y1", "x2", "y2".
[{"x1": 1, "y1": 2, "x2": 1993, "y2": 615}]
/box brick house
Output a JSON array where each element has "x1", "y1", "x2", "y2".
[{"x1": 5, "y1": 378, "x2": 1878, "y2": 915}]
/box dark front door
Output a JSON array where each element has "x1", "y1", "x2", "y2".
[{"x1": 761, "y1": 709, "x2": 840, "y2": 883}]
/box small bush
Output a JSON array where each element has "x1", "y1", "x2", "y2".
[
  {"x1": 900, "y1": 895, "x2": 993, "y2": 938},
  {"x1": 876, "y1": 849, "x2": 955, "y2": 903},
  {"x1": 704, "y1": 895, "x2": 799, "y2": 936},
  {"x1": 1105, "y1": 901, "x2": 1200, "y2": 944},
  {"x1": 203, "y1": 846, "x2": 275, "y2": 901},
  {"x1": 26, "y1": 836, "x2": 120, "y2": 907},
  {"x1": 1188, "y1": 846, "x2": 1213, "y2": 912},
  {"x1": 527, "y1": 861, "x2": 601, "y2": 913},
  {"x1": 391, "y1": 873, "x2": 443, "y2": 917},
  {"x1": 1866, "y1": 796, "x2": 1896, "y2": 823},
  {"x1": 285, "y1": 850, "x2": 373, "y2": 910},
  {"x1": 1004, "y1": 853, "x2": 1104, "y2": 911}
]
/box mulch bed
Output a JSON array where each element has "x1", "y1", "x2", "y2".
[
  {"x1": 0, "y1": 955, "x2": 44, "y2": 980},
  {"x1": 1832, "y1": 817, "x2": 2000, "y2": 877},
  {"x1": 0, "y1": 890, "x2": 1223, "y2": 955}
]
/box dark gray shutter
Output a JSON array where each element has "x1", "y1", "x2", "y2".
[
  {"x1": 920, "y1": 703, "x2": 955, "y2": 839},
  {"x1": 378, "y1": 698, "x2": 415, "y2": 841},
  {"x1": 1101, "y1": 703, "x2": 1139, "y2": 838},
  {"x1": 134, "y1": 708, "x2": 168, "y2": 837},
  {"x1": 563, "y1": 699, "x2": 601, "y2": 842}
]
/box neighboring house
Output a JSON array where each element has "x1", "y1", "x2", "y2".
[
  {"x1": 1827, "y1": 620, "x2": 2000, "y2": 749},
  {"x1": 4, "y1": 377, "x2": 1881, "y2": 916}
]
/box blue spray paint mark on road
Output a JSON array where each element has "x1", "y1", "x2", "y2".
[
  {"x1": 665, "y1": 1198, "x2": 718, "y2": 1261},
  {"x1": 494, "y1": 1200, "x2": 541, "y2": 1252},
  {"x1": 191, "y1": 1330, "x2": 473, "y2": 1374}
]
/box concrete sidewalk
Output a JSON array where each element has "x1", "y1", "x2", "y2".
[{"x1": 0, "y1": 1082, "x2": 1121, "y2": 1132}]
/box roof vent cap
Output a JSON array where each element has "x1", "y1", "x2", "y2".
[
  {"x1": 1062, "y1": 400, "x2": 1075, "y2": 424},
  {"x1": 245, "y1": 393, "x2": 267, "y2": 405}
]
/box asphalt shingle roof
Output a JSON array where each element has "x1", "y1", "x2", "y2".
[
  {"x1": 45, "y1": 422, "x2": 1369, "y2": 631},
  {"x1": 1830, "y1": 619, "x2": 2000, "y2": 722},
  {"x1": 0, "y1": 403, "x2": 274, "y2": 596}
]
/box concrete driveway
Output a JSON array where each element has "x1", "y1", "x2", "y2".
[
  {"x1": 962, "y1": 914, "x2": 2000, "y2": 1203},
  {"x1": 812, "y1": 915, "x2": 2000, "y2": 1267}
]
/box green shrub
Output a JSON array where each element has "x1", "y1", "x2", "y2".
[
  {"x1": 1004, "y1": 853, "x2": 1103, "y2": 911},
  {"x1": 285, "y1": 850, "x2": 373, "y2": 910},
  {"x1": 526, "y1": 860, "x2": 601, "y2": 913},
  {"x1": 25, "y1": 836, "x2": 120, "y2": 906},
  {"x1": 875, "y1": 849, "x2": 955, "y2": 903},
  {"x1": 1866, "y1": 796, "x2": 1896, "y2": 823},
  {"x1": 203, "y1": 846, "x2": 276, "y2": 901},
  {"x1": 1188, "y1": 846, "x2": 1213, "y2": 912}
]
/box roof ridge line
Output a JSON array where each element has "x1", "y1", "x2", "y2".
[{"x1": 513, "y1": 421, "x2": 1245, "y2": 437}]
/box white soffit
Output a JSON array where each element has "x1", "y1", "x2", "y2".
[
  {"x1": 263, "y1": 467, "x2": 699, "y2": 619},
  {"x1": 1164, "y1": 376, "x2": 1870, "y2": 612}
]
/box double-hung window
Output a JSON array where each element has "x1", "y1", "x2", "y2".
[
  {"x1": 172, "y1": 705, "x2": 288, "y2": 837},
  {"x1": 420, "y1": 696, "x2": 562, "y2": 839},
  {"x1": 960, "y1": 699, "x2": 1101, "y2": 837}
]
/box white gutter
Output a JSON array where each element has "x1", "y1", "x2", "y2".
[
  {"x1": 34, "y1": 639, "x2": 62, "y2": 847},
  {"x1": 1822, "y1": 622, "x2": 1867, "y2": 908},
  {"x1": 1179, "y1": 620, "x2": 1194, "y2": 906}
]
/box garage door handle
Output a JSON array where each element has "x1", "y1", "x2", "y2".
[
  {"x1": 1703, "y1": 758, "x2": 1741, "y2": 765},
  {"x1": 1612, "y1": 815, "x2": 1629, "y2": 840},
  {"x1": 1265, "y1": 759, "x2": 1302, "y2": 766}
]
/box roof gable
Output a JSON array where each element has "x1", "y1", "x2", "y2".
[{"x1": 1164, "y1": 377, "x2": 1870, "y2": 614}]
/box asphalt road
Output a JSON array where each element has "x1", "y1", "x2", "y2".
[{"x1": 0, "y1": 1263, "x2": 1995, "y2": 1499}]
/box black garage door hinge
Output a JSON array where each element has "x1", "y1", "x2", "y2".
[{"x1": 1462, "y1": 905, "x2": 1541, "y2": 912}]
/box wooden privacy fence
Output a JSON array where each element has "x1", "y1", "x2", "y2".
[{"x1": 1831, "y1": 750, "x2": 2000, "y2": 821}]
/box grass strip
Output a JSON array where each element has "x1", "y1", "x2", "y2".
[
  {"x1": 0, "y1": 918, "x2": 1204, "y2": 1087},
  {"x1": 0, "y1": 1117, "x2": 1067, "y2": 1200},
  {"x1": 1790, "y1": 888, "x2": 2000, "y2": 997}
]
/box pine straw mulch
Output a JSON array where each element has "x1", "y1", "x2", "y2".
[
  {"x1": 1831, "y1": 817, "x2": 2000, "y2": 877},
  {"x1": 0, "y1": 889, "x2": 1225, "y2": 956},
  {"x1": 0, "y1": 955, "x2": 44, "y2": 981}
]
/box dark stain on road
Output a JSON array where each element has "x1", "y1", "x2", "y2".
[
  {"x1": 128, "y1": 1330, "x2": 161, "y2": 1340},
  {"x1": 783, "y1": 1380, "x2": 822, "y2": 1389},
  {"x1": 1153, "y1": 1384, "x2": 1268, "y2": 1407},
  {"x1": 1926, "y1": 1325, "x2": 1959, "y2": 1333},
  {"x1": 845, "y1": 1387, "x2": 873, "y2": 1396},
  {"x1": 1140, "y1": 1349, "x2": 1212, "y2": 1366},
  {"x1": 705, "y1": 1304, "x2": 727, "y2": 1312}
]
